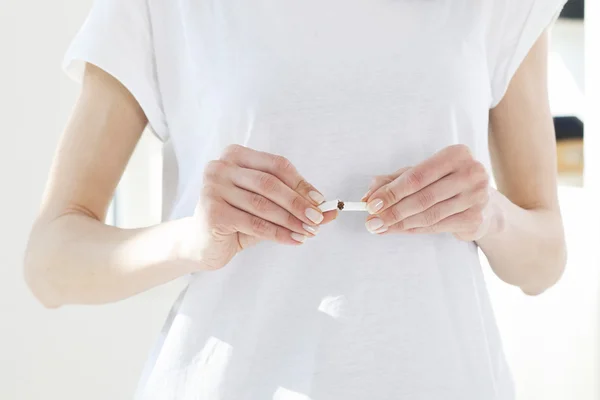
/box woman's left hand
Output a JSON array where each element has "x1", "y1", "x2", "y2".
[{"x1": 362, "y1": 144, "x2": 499, "y2": 241}]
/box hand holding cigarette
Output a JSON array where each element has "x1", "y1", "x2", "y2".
[
  {"x1": 361, "y1": 145, "x2": 496, "y2": 240},
  {"x1": 182, "y1": 145, "x2": 337, "y2": 270}
]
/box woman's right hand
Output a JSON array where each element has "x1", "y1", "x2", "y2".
[{"x1": 178, "y1": 144, "x2": 337, "y2": 271}]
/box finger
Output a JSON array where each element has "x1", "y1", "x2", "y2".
[
  {"x1": 230, "y1": 167, "x2": 324, "y2": 226},
  {"x1": 385, "y1": 193, "x2": 472, "y2": 232},
  {"x1": 321, "y1": 210, "x2": 338, "y2": 224},
  {"x1": 205, "y1": 160, "x2": 322, "y2": 227},
  {"x1": 365, "y1": 145, "x2": 472, "y2": 214},
  {"x1": 389, "y1": 207, "x2": 485, "y2": 236},
  {"x1": 363, "y1": 177, "x2": 388, "y2": 201},
  {"x1": 203, "y1": 197, "x2": 304, "y2": 245},
  {"x1": 220, "y1": 144, "x2": 325, "y2": 205},
  {"x1": 375, "y1": 169, "x2": 474, "y2": 226},
  {"x1": 361, "y1": 167, "x2": 410, "y2": 201},
  {"x1": 228, "y1": 203, "x2": 308, "y2": 245},
  {"x1": 221, "y1": 185, "x2": 320, "y2": 237}
]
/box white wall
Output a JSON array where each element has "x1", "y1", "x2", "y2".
[{"x1": 0, "y1": 2, "x2": 597, "y2": 400}]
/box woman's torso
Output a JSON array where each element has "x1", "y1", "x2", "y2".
[{"x1": 136, "y1": 1, "x2": 514, "y2": 399}]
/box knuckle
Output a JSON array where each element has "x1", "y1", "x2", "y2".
[
  {"x1": 250, "y1": 216, "x2": 271, "y2": 235},
  {"x1": 381, "y1": 175, "x2": 395, "y2": 185},
  {"x1": 257, "y1": 173, "x2": 279, "y2": 194},
  {"x1": 221, "y1": 144, "x2": 244, "y2": 160},
  {"x1": 416, "y1": 190, "x2": 435, "y2": 210},
  {"x1": 476, "y1": 162, "x2": 487, "y2": 177},
  {"x1": 372, "y1": 175, "x2": 387, "y2": 184},
  {"x1": 424, "y1": 207, "x2": 441, "y2": 226},
  {"x1": 384, "y1": 184, "x2": 399, "y2": 204},
  {"x1": 294, "y1": 178, "x2": 310, "y2": 193},
  {"x1": 290, "y1": 194, "x2": 306, "y2": 213},
  {"x1": 390, "y1": 204, "x2": 403, "y2": 222},
  {"x1": 481, "y1": 172, "x2": 490, "y2": 187},
  {"x1": 395, "y1": 166, "x2": 412, "y2": 176},
  {"x1": 452, "y1": 144, "x2": 473, "y2": 160},
  {"x1": 204, "y1": 160, "x2": 229, "y2": 181},
  {"x1": 474, "y1": 160, "x2": 487, "y2": 176},
  {"x1": 274, "y1": 226, "x2": 290, "y2": 243},
  {"x1": 406, "y1": 170, "x2": 425, "y2": 191},
  {"x1": 393, "y1": 219, "x2": 405, "y2": 231},
  {"x1": 474, "y1": 177, "x2": 490, "y2": 192},
  {"x1": 286, "y1": 212, "x2": 299, "y2": 228},
  {"x1": 369, "y1": 176, "x2": 386, "y2": 192},
  {"x1": 201, "y1": 183, "x2": 220, "y2": 199},
  {"x1": 466, "y1": 161, "x2": 487, "y2": 182},
  {"x1": 250, "y1": 193, "x2": 271, "y2": 213},
  {"x1": 272, "y1": 155, "x2": 293, "y2": 173}
]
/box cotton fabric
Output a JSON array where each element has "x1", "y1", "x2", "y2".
[{"x1": 64, "y1": 1, "x2": 566, "y2": 399}]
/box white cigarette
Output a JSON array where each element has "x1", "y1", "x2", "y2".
[
  {"x1": 318, "y1": 200, "x2": 367, "y2": 212},
  {"x1": 318, "y1": 200, "x2": 340, "y2": 212},
  {"x1": 341, "y1": 201, "x2": 368, "y2": 211}
]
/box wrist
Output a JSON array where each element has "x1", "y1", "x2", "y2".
[
  {"x1": 477, "y1": 188, "x2": 507, "y2": 243},
  {"x1": 488, "y1": 189, "x2": 507, "y2": 235},
  {"x1": 169, "y1": 217, "x2": 208, "y2": 272}
]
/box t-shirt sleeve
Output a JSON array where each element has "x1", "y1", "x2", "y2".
[
  {"x1": 63, "y1": 0, "x2": 168, "y2": 141},
  {"x1": 487, "y1": 0, "x2": 568, "y2": 108}
]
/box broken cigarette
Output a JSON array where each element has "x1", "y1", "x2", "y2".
[{"x1": 318, "y1": 200, "x2": 367, "y2": 212}]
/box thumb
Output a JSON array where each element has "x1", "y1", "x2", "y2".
[
  {"x1": 361, "y1": 167, "x2": 412, "y2": 201},
  {"x1": 238, "y1": 233, "x2": 262, "y2": 250},
  {"x1": 361, "y1": 176, "x2": 394, "y2": 201},
  {"x1": 320, "y1": 210, "x2": 339, "y2": 225}
]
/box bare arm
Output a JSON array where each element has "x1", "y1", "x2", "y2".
[
  {"x1": 362, "y1": 31, "x2": 565, "y2": 295},
  {"x1": 24, "y1": 65, "x2": 333, "y2": 308},
  {"x1": 24, "y1": 65, "x2": 196, "y2": 307},
  {"x1": 480, "y1": 31, "x2": 566, "y2": 295}
]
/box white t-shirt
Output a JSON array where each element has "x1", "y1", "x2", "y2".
[{"x1": 64, "y1": 1, "x2": 566, "y2": 399}]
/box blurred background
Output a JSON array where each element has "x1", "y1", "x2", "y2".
[{"x1": 0, "y1": 0, "x2": 598, "y2": 399}]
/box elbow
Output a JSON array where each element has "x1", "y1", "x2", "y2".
[
  {"x1": 23, "y1": 232, "x2": 65, "y2": 309},
  {"x1": 23, "y1": 268, "x2": 64, "y2": 309},
  {"x1": 23, "y1": 259, "x2": 64, "y2": 309},
  {"x1": 520, "y1": 238, "x2": 567, "y2": 296}
]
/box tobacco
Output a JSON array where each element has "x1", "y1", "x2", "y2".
[{"x1": 318, "y1": 200, "x2": 367, "y2": 212}]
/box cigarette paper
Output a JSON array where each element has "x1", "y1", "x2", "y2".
[
  {"x1": 342, "y1": 201, "x2": 368, "y2": 211},
  {"x1": 318, "y1": 200, "x2": 368, "y2": 212},
  {"x1": 318, "y1": 200, "x2": 341, "y2": 212}
]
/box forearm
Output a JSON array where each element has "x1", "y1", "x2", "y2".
[
  {"x1": 24, "y1": 214, "x2": 197, "y2": 307},
  {"x1": 477, "y1": 189, "x2": 566, "y2": 295}
]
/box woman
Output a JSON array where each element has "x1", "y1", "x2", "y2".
[{"x1": 25, "y1": 0, "x2": 568, "y2": 399}]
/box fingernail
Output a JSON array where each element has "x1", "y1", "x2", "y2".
[
  {"x1": 303, "y1": 223, "x2": 319, "y2": 235},
  {"x1": 366, "y1": 218, "x2": 385, "y2": 232},
  {"x1": 305, "y1": 208, "x2": 324, "y2": 224},
  {"x1": 367, "y1": 199, "x2": 384, "y2": 214},
  {"x1": 308, "y1": 191, "x2": 325, "y2": 205},
  {"x1": 373, "y1": 226, "x2": 388, "y2": 234},
  {"x1": 291, "y1": 233, "x2": 307, "y2": 243}
]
